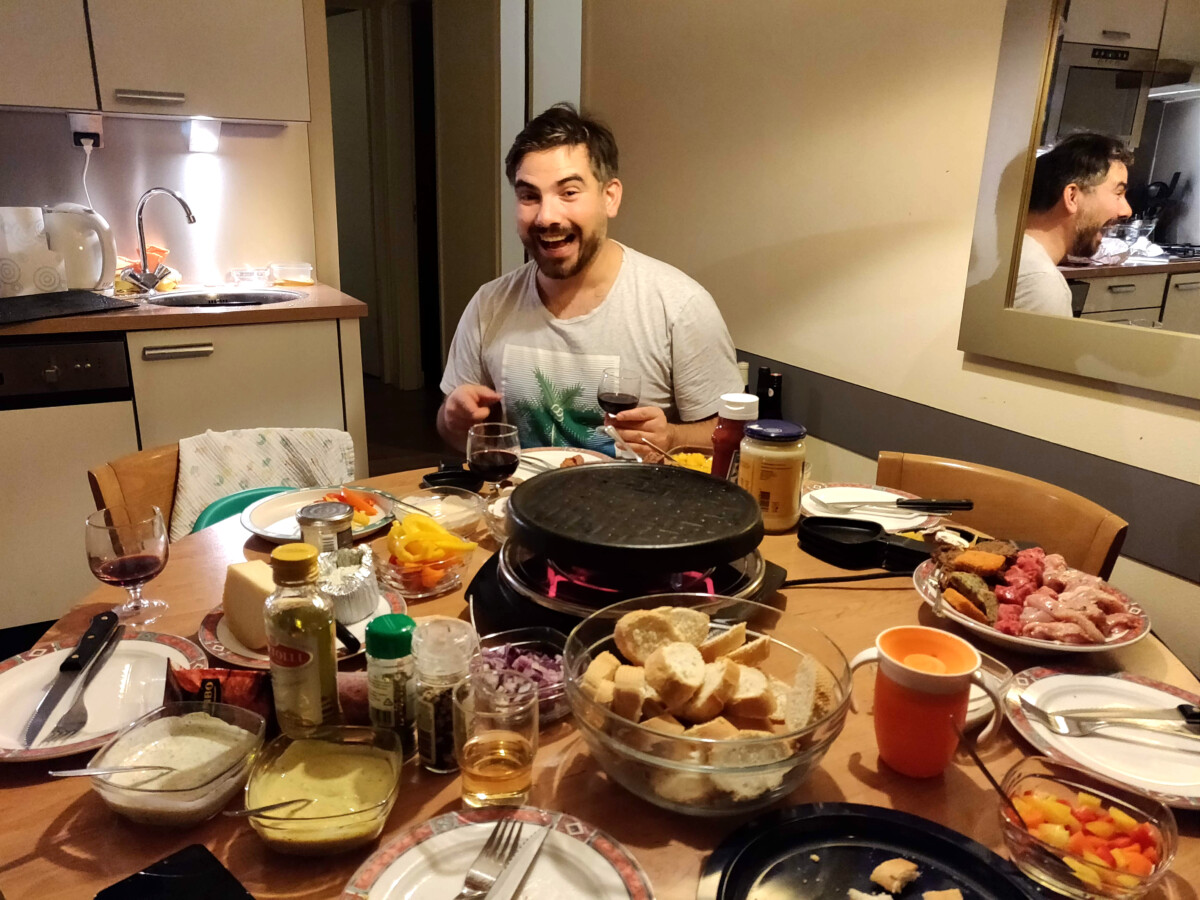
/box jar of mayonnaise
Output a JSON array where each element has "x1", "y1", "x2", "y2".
[{"x1": 736, "y1": 419, "x2": 807, "y2": 532}]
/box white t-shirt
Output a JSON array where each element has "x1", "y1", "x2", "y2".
[
  {"x1": 1013, "y1": 233, "x2": 1074, "y2": 317},
  {"x1": 440, "y1": 243, "x2": 742, "y2": 453}
]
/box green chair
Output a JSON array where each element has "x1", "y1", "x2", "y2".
[{"x1": 191, "y1": 486, "x2": 291, "y2": 533}]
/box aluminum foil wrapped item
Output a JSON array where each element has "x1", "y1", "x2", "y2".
[{"x1": 318, "y1": 545, "x2": 380, "y2": 624}]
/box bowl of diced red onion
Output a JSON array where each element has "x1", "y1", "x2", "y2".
[{"x1": 476, "y1": 627, "x2": 569, "y2": 726}]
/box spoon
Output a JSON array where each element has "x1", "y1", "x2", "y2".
[
  {"x1": 602, "y1": 425, "x2": 641, "y2": 461},
  {"x1": 952, "y1": 720, "x2": 1024, "y2": 825},
  {"x1": 49, "y1": 765, "x2": 176, "y2": 778},
  {"x1": 223, "y1": 798, "x2": 314, "y2": 818}
]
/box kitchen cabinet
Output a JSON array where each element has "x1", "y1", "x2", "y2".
[
  {"x1": 1079, "y1": 272, "x2": 1167, "y2": 314},
  {"x1": 126, "y1": 320, "x2": 344, "y2": 449},
  {"x1": 0, "y1": 0, "x2": 96, "y2": 110},
  {"x1": 1064, "y1": 0, "x2": 1167, "y2": 49},
  {"x1": 88, "y1": 0, "x2": 310, "y2": 121},
  {"x1": 1161, "y1": 272, "x2": 1200, "y2": 333}
]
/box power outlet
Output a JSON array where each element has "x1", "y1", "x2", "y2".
[{"x1": 67, "y1": 113, "x2": 104, "y2": 149}]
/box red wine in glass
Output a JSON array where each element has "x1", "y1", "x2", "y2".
[
  {"x1": 468, "y1": 449, "x2": 520, "y2": 482},
  {"x1": 92, "y1": 554, "x2": 167, "y2": 587},
  {"x1": 597, "y1": 391, "x2": 639, "y2": 414}
]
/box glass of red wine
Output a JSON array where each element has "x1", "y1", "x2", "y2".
[
  {"x1": 467, "y1": 422, "x2": 522, "y2": 495},
  {"x1": 597, "y1": 368, "x2": 642, "y2": 416},
  {"x1": 85, "y1": 505, "x2": 169, "y2": 627}
]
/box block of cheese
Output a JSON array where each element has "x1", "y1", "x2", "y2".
[{"x1": 222, "y1": 560, "x2": 275, "y2": 650}]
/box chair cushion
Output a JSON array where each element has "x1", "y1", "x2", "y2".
[{"x1": 169, "y1": 428, "x2": 355, "y2": 540}]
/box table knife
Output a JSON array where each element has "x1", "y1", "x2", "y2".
[
  {"x1": 1050, "y1": 703, "x2": 1200, "y2": 725},
  {"x1": 484, "y1": 824, "x2": 551, "y2": 900},
  {"x1": 819, "y1": 498, "x2": 974, "y2": 512},
  {"x1": 21, "y1": 611, "x2": 119, "y2": 748}
]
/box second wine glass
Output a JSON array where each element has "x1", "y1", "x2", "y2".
[
  {"x1": 467, "y1": 423, "x2": 521, "y2": 493},
  {"x1": 85, "y1": 505, "x2": 170, "y2": 627},
  {"x1": 597, "y1": 368, "x2": 641, "y2": 415}
]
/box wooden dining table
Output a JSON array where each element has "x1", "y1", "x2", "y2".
[{"x1": 1, "y1": 467, "x2": 1197, "y2": 900}]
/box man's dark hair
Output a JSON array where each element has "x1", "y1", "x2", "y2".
[
  {"x1": 505, "y1": 103, "x2": 619, "y2": 186},
  {"x1": 1028, "y1": 133, "x2": 1134, "y2": 213}
]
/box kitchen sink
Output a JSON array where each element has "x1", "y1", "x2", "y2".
[{"x1": 147, "y1": 289, "x2": 305, "y2": 307}]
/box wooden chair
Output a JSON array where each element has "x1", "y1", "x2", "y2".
[
  {"x1": 88, "y1": 443, "x2": 180, "y2": 524},
  {"x1": 875, "y1": 451, "x2": 1127, "y2": 578}
]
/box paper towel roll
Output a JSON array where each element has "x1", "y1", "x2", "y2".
[{"x1": 0, "y1": 207, "x2": 67, "y2": 298}]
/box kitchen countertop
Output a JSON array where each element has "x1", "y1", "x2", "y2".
[
  {"x1": 0, "y1": 282, "x2": 365, "y2": 337},
  {"x1": 1059, "y1": 258, "x2": 1200, "y2": 279}
]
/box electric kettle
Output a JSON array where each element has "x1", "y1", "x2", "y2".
[{"x1": 41, "y1": 203, "x2": 118, "y2": 291}]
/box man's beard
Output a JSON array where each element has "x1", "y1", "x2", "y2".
[
  {"x1": 1069, "y1": 219, "x2": 1107, "y2": 258},
  {"x1": 526, "y1": 228, "x2": 604, "y2": 280}
]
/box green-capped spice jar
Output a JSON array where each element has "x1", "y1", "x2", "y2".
[{"x1": 366, "y1": 613, "x2": 417, "y2": 760}]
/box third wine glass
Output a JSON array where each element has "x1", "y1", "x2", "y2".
[
  {"x1": 467, "y1": 423, "x2": 521, "y2": 494},
  {"x1": 85, "y1": 505, "x2": 169, "y2": 627}
]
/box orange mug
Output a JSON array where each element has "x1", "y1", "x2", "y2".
[{"x1": 850, "y1": 626, "x2": 1002, "y2": 778}]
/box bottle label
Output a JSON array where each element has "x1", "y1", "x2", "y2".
[
  {"x1": 269, "y1": 644, "x2": 313, "y2": 668},
  {"x1": 267, "y1": 623, "x2": 339, "y2": 731},
  {"x1": 727, "y1": 446, "x2": 741, "y2": 482}
]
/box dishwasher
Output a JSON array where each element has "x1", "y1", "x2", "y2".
[{"x1": 0, "y1": 334, "x2": 140, "y2": 630}]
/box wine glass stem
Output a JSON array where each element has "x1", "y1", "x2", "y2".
[{"x1": 123, "y1": 583, "x2": 145, "y2": 613}]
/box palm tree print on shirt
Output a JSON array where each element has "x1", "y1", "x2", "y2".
[{"x1": 513, "y1": 369, "x2": 605, "y2": 448}]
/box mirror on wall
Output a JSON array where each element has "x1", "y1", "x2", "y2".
[{"x1": 959, "y1": 0, "x2": 1200, "y2": 401}]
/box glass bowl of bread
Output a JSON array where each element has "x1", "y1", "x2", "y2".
[{"x1": 564, "y1": 594, "x2": 851, "y2": 816}]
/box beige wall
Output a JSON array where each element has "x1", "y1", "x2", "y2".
[{"x1": 582, "y1": 0, "x2": 1200, "y2": 669}]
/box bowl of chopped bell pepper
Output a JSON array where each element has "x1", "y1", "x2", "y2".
[
  {"x1": 376, "y1": 490, "x2": 482, "y2": 599},
  {"x1": 999, "y1": 755, "x2": 1176, "y2": 900}
]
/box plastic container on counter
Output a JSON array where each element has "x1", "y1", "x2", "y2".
[{"x1": 736, "y1": 419, "x2": 807, "y2": 532}]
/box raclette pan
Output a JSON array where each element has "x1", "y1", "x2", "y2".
[{"x1": 798, "y1": 516, "x2": 928, "y2": 572}]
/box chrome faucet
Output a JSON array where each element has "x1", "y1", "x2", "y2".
[{"x1": 120, "y1": 187, "x2": 196, "y2": 293}]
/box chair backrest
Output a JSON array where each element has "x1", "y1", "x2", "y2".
[
  {"x1": 875, "y1": 451, "x2": 1127, "y2": 578},
  {"x1": 88, "y1": 443, "x2": 180, "y2": 524}
]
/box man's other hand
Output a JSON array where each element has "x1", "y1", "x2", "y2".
[
  {"x1": 609, "y1": 406, "x2": 672, "y2": 458},
  {"x1": 438, "y1": 384, "x2": 503, "y2": 450}
]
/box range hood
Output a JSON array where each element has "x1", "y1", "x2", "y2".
[{"x1": 1149, "y1": 66, "x2": 1200, "y2": 102}]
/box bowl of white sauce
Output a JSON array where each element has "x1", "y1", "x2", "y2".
[{"x1": 87, "y1": 701, "x2": 265, "y2": 827}]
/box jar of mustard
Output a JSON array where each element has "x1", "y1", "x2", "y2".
[{"x1": 736, "y1": 419, "x2": 807, "y2": 532}]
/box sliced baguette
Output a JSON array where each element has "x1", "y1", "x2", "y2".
[
  {"x1": 654, "y1": 606, "x2": 711, "y2": 645},
  {"x1": 708, "y1": 728, "x2": 789, "y2": 800},
  {"x1": 684, "y1": 715, "x2": 740, "y2": 741},
  {"x1": 722, "y1": 635, "x2": 770, "y2": 667},
  {"x1": 641, "y1": 682, "x2": 667, "y2": 719},
  {"x1": 678, "y1": 659, "x2": 739, "y2": 723},
  {"x1": 628, "y1": 712, "x2": 686, "y2": 756},
  {"x1": 644, "y1": 642, "x2": 705, "y2": 711},
  {"x1": 611, "y1": 665, "x2": 647, "y2": 721},
  {"x1": 725, "y1": 664, "x2": 776, "y2": 719},
  {"x1": 582, "y1": 651, "x2": 621, "y2": 697},
  {"x1": 699, "y1": 622, "x2": 747, "y2": 663},
  {"x1": 614, "y1": 610, "x2": 683, "y2": 665}
]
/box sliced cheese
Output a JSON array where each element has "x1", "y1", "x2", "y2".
[{"x1": 222, "y1": 559, "x2": 275, "y2": 651}]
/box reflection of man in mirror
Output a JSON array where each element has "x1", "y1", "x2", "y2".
[{"x1": 1015, "y1": 133, "x2": 1134, "y2": 317}]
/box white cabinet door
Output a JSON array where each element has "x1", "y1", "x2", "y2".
[
  {"x1": 1064, "y1": 0, "x2": 1167, "y2": 49},
  {"x1": 1080, "y1": 273, "x2": 1167, "y2": 313},
  {"x1": 1162, "y1": 272, "x2": 1200, "y2": 333},
  {"x1": 127, "y1": 321, "x2": 344, "y2": 448},
  {"x1": 0, "y1": 0, "x2": 96, "y2": 110},
  {"x1": 88, "y1": 0, "x2": 310, "y2": 121}
]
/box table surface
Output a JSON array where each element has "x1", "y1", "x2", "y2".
[{"x1": 1, "y1": 468, "x2": 1197, "y2": 900}]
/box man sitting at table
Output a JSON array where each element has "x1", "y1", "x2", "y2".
[
  {"x1": 1014, "y1": 132, "x2": 1133, "y2": 317},
  {"x1": 437, "y1": 103, "x2": 742, "y2": 455}
]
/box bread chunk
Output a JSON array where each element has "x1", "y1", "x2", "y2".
[
  {"x1": 871, "y1": 858, "x2": 920, "y2": 893},
  {"x1": 641, "y1": 713, "x2": 685, "y2": 736},
  {"x1": 944, "y1": 571, "x2": 998, "y2": 623},
  {"x1": 725, "y1": 664, "x2": 776, "y2": 719},
  {"x1": 684, "y1": 716, "x2": 739, "y2": 741},
  {"x1": 679, "y1": 659, "x2": 739, "y2": 723},
  {"x1": 641, "y1": 683, "x2": 667, "y2": 719},
  {"x1": 644, "y1": 642, "x2": 705, "y2": 711},
  {"x1": 650, "y1": 768, "x2": 713, "y2": 806},
  {"x1": 709, "y1": 729, "x2": 788, "y2": 800},
  {"x1": 582, "y1": 651, "x2": 621, "y2": 697},
  {"x1": 942, "y1": 587, "x2": 988, "y2": 624},
  {"x1": 944, "y1": 549, "x2": 1006, "y2": 577},
  {"x1": 922, "y1": 892, "x2": 963, "y2": 900},
  {"x1": 655, "y1": 606, "x2": 711, "y2": 646},
  {"x1": 723, "y1": 635, "x2": 770, "y2": 666},
  {"x1": 699, "y1": 622, "x2": 747, "y2": 662},
  {"x1": 611, "y1": 665, "x2": 647, "y2": 721},
  {"x1": 847, "y1": 891, "x2": 890, "y2": 900},
  {"x1": 614, "y1": 610, "x2": 682, "y2": 664}
]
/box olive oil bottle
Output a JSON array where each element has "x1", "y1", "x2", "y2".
[{"x1": 265, "y1": 543, "x2": 341, "y2": 737}]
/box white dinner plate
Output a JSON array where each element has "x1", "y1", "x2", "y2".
[
  {"x1": 198, "y1": 592, "x2": 407, "y2": 670},
  {"x1": 912, "y1": 559, "x2": 1151, "y2": 654},
  {"x1": 1006, "y1": 668, "x2": 1200, "y2": 809},
  {"x1": 341, "y1": 807, "x2": 654, "y2": 900},
  {"x1": 516, "y1": 446, "x2": 612, "y2": 479},
  {"x1": 239, "y1": 486, "x2": 396, "y2": 543},
  {"x1": 801, "y1": 484, "x2": 939, "y2": 533},
  {"x1": 0, "y1": 631, "x2": 206, "y2": 761}
]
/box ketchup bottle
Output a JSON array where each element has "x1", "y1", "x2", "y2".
[{"x1": 710, "y1": 392, "x2": 759, "y2": 480}]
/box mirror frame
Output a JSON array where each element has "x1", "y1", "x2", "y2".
[{"x1": 959, "y1": 0, "x2": 1200, "y2": 400}]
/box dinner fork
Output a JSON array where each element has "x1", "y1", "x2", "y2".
[
  {"x1": 44, "y1": 625, "x2": 124, "y2": 744},
  {"x1": 1020, "y1": 697, "x2": 1200, "y2": 752},
  {"x1": 453, "y1": 816, "x2": 524, "y2": 899}
]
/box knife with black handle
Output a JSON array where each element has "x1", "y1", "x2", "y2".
[
  {"x1": 21, "y1": 611, "x2": 119, "y2": 748},
  {"x1": 823, "y1": 498, "x2": 975, "y2": 512}
]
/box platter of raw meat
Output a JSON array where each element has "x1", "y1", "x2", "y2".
[{"x1": 912, "y1": 543, "x2": 1150, "y2": 653}]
